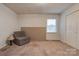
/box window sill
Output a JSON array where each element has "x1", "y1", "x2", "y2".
[{"x1": 46, "y1": 32, "x2": 57, "y2": 34}]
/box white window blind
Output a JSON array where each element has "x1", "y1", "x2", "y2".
[{"x1": 47, "y1": 19, "x2": 56, "y2": 32}]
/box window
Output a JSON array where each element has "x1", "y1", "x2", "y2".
[{"x1": 47, "y1": 19, "x2": 56, "y2": 33}]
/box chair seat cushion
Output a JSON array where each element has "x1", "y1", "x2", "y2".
[{"x1": 16, "y1": 36, "x2": 27, "y2": 40}]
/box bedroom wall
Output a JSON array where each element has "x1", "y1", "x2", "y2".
[
  {"x1": 0, "y1": 4, "x2": 19, "y2": 49},
  {"x1": 18, "y1": 14, "x2": 60, "y2": 41}
]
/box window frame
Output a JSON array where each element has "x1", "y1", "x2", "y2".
[{"x1": 46, "y1": 19, "x2": 57, "y2": 33}]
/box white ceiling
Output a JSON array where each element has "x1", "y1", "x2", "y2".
[{"x1": 4, "y1": 3, "x2": 74, "y2": 14}]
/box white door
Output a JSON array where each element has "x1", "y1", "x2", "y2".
[
  {"x1": 75, "y1": 11, "x2": 79, "y2": 49},
  {"x1": 66, "y1": 12, "x2": 77, "y2": 48}
]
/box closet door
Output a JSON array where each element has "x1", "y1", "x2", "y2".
[
  {"x1": 66, "y1": 12, "x2": 77, "y2": 48},
  {"x1": 76, "y1": 11, "x2": 79, "y2": 49}
]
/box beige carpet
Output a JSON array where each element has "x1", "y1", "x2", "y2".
[{"x1": 0, "y1": 41, "x2": 78, "y2": 56}]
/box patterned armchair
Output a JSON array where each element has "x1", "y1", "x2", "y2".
[{"x1": 13, "y1": 31, "x2": 30, "y2": 46}]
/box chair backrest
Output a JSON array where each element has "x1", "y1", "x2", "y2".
[{"x1": 14, "y1": 31, "x2": 26, "y2": 37}]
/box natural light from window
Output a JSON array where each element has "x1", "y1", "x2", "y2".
[{"x1": 47, "y1": 19, "x2": 56, "y2": 33}]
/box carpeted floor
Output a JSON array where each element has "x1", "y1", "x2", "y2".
[{"x1": 0, "y1": 41, "x2": 78, "y2": 56}]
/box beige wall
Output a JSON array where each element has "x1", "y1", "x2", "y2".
[
  {"x1": 0, "y1": 4, "x2": 19, "y2": 49},
  {"x1": 18, "y1": 14, "x2": 60, "y2": 27},
  {"x1": 18, "y1": 14, "x2": 60, "y2": 40},
  {"x1": 21, "y1": 27, "x2": 46, "y2": 41},
  {"x1": 60, "y1": 4, "x2": 79, "y2": 49}
]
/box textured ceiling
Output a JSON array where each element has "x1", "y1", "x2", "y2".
[{"x1": 4, "y1": 3, "x2": 74, "y2": 14}]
